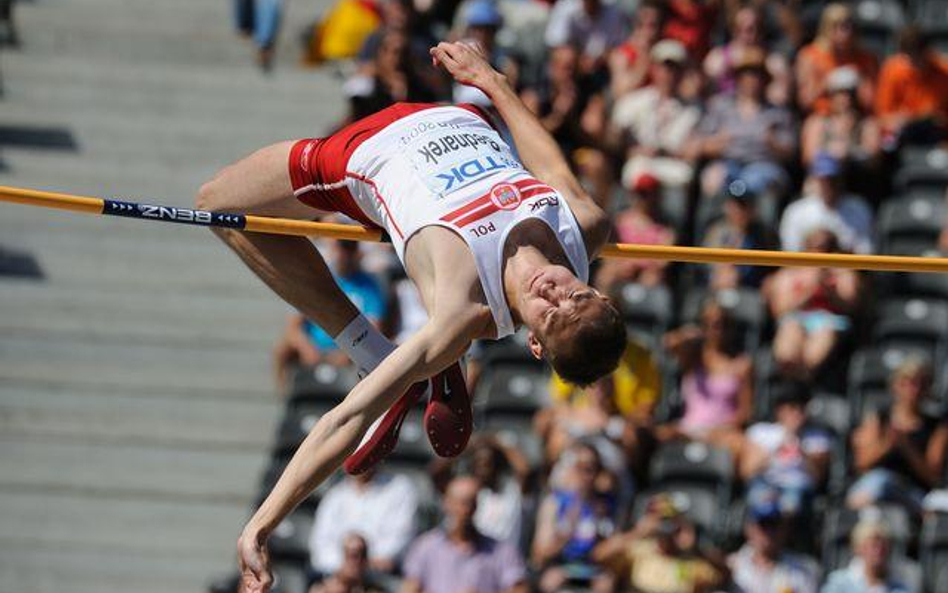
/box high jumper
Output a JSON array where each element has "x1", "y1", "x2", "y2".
[{"x1": 193, "y1": 41, "x2": 626, "y2": 592}]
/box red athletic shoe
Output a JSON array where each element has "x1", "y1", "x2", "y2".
[
  {"x1": 343, "y1": 381, "x2": 427, "y2": 475},
  {"x1": 424, "y1": 360, "x2": 472, "y2": 458}
]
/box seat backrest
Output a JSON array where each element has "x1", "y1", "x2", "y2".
[
  {"x1": 477, "y1": 364, "x2": 550, "y2": 415},
  {"x1": 649, "y1": 441, "x2": 734, "y2": 497},
  {"x1": 618, "y1": 283, "x2": 674, "y2": 333},
  {"x1": 874, "y1": 298, "x2": 948, "y2": 346},
  {"x1": 905, "y1": 272, "x2": 948, "y2": 301},
  {"x1": 288, "y1": 363, "x2": 358, "y2": 403},
  {"x1": 878, "y1": 195, "x2": 946, "y2": 253},
  {"x1": 390, "y1": 409, "x2": 433, "y2": 464}
]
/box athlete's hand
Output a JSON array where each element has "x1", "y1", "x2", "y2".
[
  {"x1": 237, "y1": 528, "x2": 273, "y2": 593},
  {"x1": 430, "y1": 41, "x2": 503, "y2": 93}
]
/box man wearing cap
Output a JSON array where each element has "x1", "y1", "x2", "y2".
[
  {"x1": 611, "y1": 38, "x2": 700, "y2": 190},
  {"x1": 545, "y1": 0, "x2": 629, "y2": 74},
  {"x1": 729, "y1": 497, "x2": 820, "y2": 593},
  {"x1": 690, "y1": 47, "x2": 796, "y2": 200},
  {"x1": 452, "y1": 0, "x2": 516, "y2": 107},
  {"x1": 820, "y1": 516, "x2": 919, "y2": 593},
  {"x1": 779, "y1": 151, "x2": 874, "y2": 254}
]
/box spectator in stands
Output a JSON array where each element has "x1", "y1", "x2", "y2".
[
  {"x1": 820, "y1": 516, "x2": 915, "y2": 593},
  {"x1": 690, "y1": 47, "x2": 796, "y2": 199},
  {"x1": 544, "y1": 0, "x2": 629, "y2": 79},
  {"x1": 765, "y1": 229, "x2": 863, "y2": 380},
  {"x1": 662, "y1": 0, "x2": 717, "y2": 59},
  {"x1": 451, "y1": 0, "x2": 518, "y2": 106},
  {"x1": 701, "y1": 179, "x2": 778, "y2": 289},
  {"x1": 660, "y1": 297, "x2": 753, "y2": 455},
  {"x1": 532, "y1": 442, "x2": 617, "y2": 593},
  {"x1": 402, "y1": 475, "x2": 527, "y2": 593},
  {"x1": 729, "y1": 498, "x2": 821, "y2": 593},
  {"x1": 611, "y1": 39, "x2": 700, "y2": 191},
  {"x1": 310, "y1": 534, "x2": 386, "y2": 593},
  {"x1": 540, "y1": 336, "x2": 661, "y2": 478},
  {"x1": 273, "y1": 240, "x2": 387, "y2": 387},
  {"x1": 233, "y1": 0, "x2": 285, "y2": 71},
  {"x1": 609, "y1": 1, "x2": 666, "y2": 97},
  {"x1": 848, "y1": 357, "x2": 948, "y2": 513},
  {"x1": 430, "y1": 435, "x2": 529, "y2": 547},
  {"x1": 310, "y1": 468, "x2": 418, "y2": 577},
  {"x1": 522, "y1": 46, "x2": 599, "y2": 161},
  {"x1": 875, "y1": 25, "x2": 948, "y2": 146},
  {"x1": 740, "y1": 383, "x2": 834, "y2": 518},
  {"x1": 779, "y1": 153, "x2": 874, "y2": 254},
  {"x1": 1, "y1": 0, "x2": 17, "y2": 46},
  {"x1": 795, "y1": 2, "x2": 878, "y2": 114},
  {"x1": 801, "y1": 66, "x2": 882, "y2": 186},
  {"x1": 343, "y1": 29, "x2": 439, "y2": 122},
  {"x1": 592, "y1": 492, "x2": 728, "y2": 593},
  {"x1": 703, "y1": 5, "x2": 791, "y2": 106},
  {"x1": 595, "y1": 173, "x2": 675, "y2": 291}
]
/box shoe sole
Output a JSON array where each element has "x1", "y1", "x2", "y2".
[{"x1": 424, "y1": 361, "x2": 472, "y2": 458}]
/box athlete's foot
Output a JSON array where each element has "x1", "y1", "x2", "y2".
[
  {"x1": 343, "y1": 380, "x2": 427, "y2": 475},
  {"x1": 424, "y1": 360, "x2": 472, "y2": 458}
]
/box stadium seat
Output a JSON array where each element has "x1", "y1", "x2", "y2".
[
  {"x1": 922, "y1": 512, "x2": 948, "y2": 592},
  {"x1": 883, "y1": 237, "x2": 942, "y2": 257},
  {"x1": 658, "y1": 185, "x2": 690, "y2": 234},
  {"x1": 649, "y1": 441, "x2": 735, "y2": 503},
  {"x1": 821, "y1": 505, "x2": 912, "y2": 571},
  {"x1": 694, "y1": 190, "x2": 780, "y2": 243},
  {"x1": 872, "y1": 298, "x2": 948, "y2": 363},
  {"x1": 271, "y1": 561, "x2": 309, "y2": 593},
  {"x1": 269, "y1": 507, "x2": 314, "y2": 563},
  {"x1": 681, "y1": 287, "x2": 766, "y2": 352},
  {"x1": 477, "y1": 329, "x2": 544, "y2": 368},
  {"x1": 904, "y1": 272, "x2": 948, "y2": 301},
  {"x1": 389, "y1": 408, "x2": 433, "y2": 465},
  {"x1": 915, "y1": 0, "x2": 948, "y2": 28},
  {"x1": 275, "y1": 401, "x2": 334, "y2": 455},
  {"x1": 288, "y1": 363, "x2": 358, "y2": 404},
  {"x1": 878, "y1": 194, "x2": 947, "y2": 254},
  {"x1": 894, "y1": 147, "x2": 948, "y2": 194},
  {"x1": 617, "y1": 283, "x2": 674, "y2": 338},
  {"x1": 853, "y1": 0, "x2": 904, "y2": 56},
  {"x1": 259, "y1": 453, "x2": 337, "y2": 512},
  {"x1": 476, "y1": 364, "x2": 550, "y2": 419}
]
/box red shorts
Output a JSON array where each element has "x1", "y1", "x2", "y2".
[{"x1": 288, "y1": 102, "x2": 494, "y2": 229}]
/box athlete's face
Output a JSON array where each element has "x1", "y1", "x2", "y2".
[{"x1": 521, "y1": 265, "x2": 608, "y2": 356}]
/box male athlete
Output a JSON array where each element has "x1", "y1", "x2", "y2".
[{"x1": 195, "y1": 41, "x2": 626, "y2": 592}]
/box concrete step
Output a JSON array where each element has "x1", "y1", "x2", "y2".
[{"x1": 0, "y1": 383, "x2": 279, "y2": 450}]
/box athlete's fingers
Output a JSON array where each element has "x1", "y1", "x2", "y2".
[{"x1": 431, "y1": 45, "x2": 460, "y2": 71}]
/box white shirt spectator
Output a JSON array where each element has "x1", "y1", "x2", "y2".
[
  {"x1": 730, "y1": 544, "x2": 821, "y2": 593},
  {"x1": 779, "y1": 193, "x2": 874, "y2": 254},
  {"x1": 544, "y1": 0, "x2": 628, "y2": 58},
  {"x1": 475, "y1": 478, "x2": 523, "y2": 547},
  {"x1": 309, "y1": 472, "x2": 418, "y2": 574},
  {"x1": 611, "y1": 87, "x2": 700, "y2": 155},
  {"x1": 746, "y1": 421, "x2": 833, "y2": 490}
]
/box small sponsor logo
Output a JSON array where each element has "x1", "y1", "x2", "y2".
[
  {"x1": 529, "y1": 196, "x2": 560, "y2": 212},
  {"x1": 138, "y1": 204, "x2": 213, "y2": 224},
  {"x1": 490, "y1": 183, "x2": 522, "y2": 210},
  {"x1": 300, "y1": 141, "x2": 316, "y2": 173}
]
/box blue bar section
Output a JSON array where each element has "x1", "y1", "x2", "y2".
[{"x1": 103, "y1": 199, "x2": 246, "y2": 229}]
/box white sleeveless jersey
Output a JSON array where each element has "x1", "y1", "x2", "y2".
[{"x1": 344, "y1": 105, "x2": 590, "y2": 339}]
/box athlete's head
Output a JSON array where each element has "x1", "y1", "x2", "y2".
[{"x1": 519, "y1": 265, "x2": 626, "y2": 386}]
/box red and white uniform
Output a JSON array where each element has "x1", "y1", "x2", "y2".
[{"x1": 289, "y1": 103, "x2": 589, "y2": 339}]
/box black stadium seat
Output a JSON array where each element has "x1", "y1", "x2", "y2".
[
  {"x1": 389, "y1": 409, "x2": 433, "y2": 465},
  {"x1": 275, "y1": 401, "x2": 333, "y2": 455},
  {"x1": 288, "y1": 363, "x2": 358, "y2": 404},
  {"x1": 878, "y1": 194, "x2": 947, "y2": 254},
  {"x1": 894, "y1": 147, "x2": 948, "y2": 194},
  {"x1": 268, "y1": 507, "x2": 314, "y2": 563},
  {"x1": 617, "y1": 283, "x2": 674, "y2": 338},
  {"x1": 904, "y1": 272, "x2": 948, "y2": 301},
  {"x1": 476, "y1": 364, "x2": 549, "y2": 419},
  {"x1": 853, "y1": 0, "x2": 904, "y2": 57},
  {"x1": 872, "y1": 298, "x2": 948, "y2": 363},
  {"x1": 649, "y1": 441, "x2": 735, "y2": 504},
  {"x1": 923, "y1": 513, "x2": 948, "y2": 593}
]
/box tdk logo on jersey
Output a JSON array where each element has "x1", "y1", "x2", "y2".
[
  {"x1": 437, "y1": 156, "x2": 517, "y2": 192},
  {"x1": 490, "y1": 183, "x2": 522, "y2": 210}
]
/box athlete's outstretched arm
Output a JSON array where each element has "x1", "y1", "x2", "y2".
[
  {"x1": 237, "y1": 317, "x2": 476, "y2": 593},
  {"x1": 430, "y1": 42, "x2": 609, "y2": 251}
]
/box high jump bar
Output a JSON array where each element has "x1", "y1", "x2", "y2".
[{"x1": 2, "y1": 184, "x2": 947, "y2": 274}]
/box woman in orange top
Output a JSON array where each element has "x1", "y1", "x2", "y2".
[
  {"x1": 795, "y1": 3, "x2": 878, "y2": 113},
  {"x1": 875, "y1": 26, "x2": 948, "y2": 142}
]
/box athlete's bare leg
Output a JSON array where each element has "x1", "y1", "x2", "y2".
[{"x1": 196, "y1": 141, "x2": 360, "y2": 336}]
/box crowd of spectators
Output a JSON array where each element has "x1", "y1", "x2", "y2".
[{"x1": 211, "y1": 1, "x2": 948, "y2": 592}]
